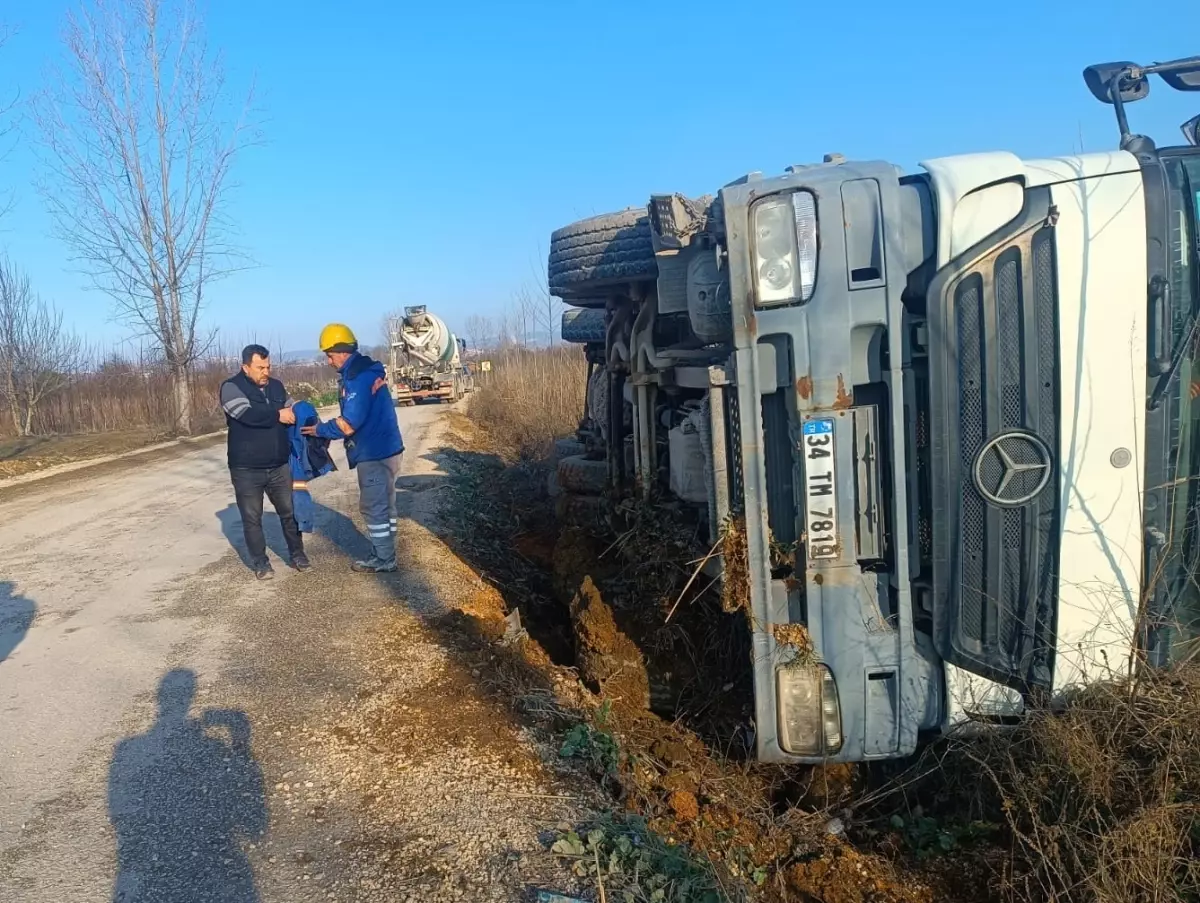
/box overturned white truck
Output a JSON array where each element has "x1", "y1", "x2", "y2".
[{"x1": 551, "y1": 57, "x2": 1200, "y2": 764}]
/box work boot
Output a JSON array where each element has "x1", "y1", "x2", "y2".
[
  {"x1": 351, "y1": 556, "x2": 397, "y2": 574},
  {"x1": 254, "y1": 561, "x2": 275, "y2": 581},
  {"x1": 292, "y1": 553, "x2": 311, "y2": 572}
]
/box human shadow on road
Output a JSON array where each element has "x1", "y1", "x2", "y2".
[
  {"x1": 0, "y1": 581, "x2": 36, "y2": 664},
  {"x1": 216, "y1": 503, "x2": 293, "y2": 570},
  {"x1": 108, "y1": 669, "x2": 267, "y2": 903},
  {"x1": 310, "y1": 498, "x2": 374, "y2": 562}
]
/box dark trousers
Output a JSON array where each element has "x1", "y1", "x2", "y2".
[{"x1": 230, "y1": 464, "x2": 304, "y2": 566}]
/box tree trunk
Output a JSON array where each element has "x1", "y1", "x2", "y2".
[
  {"x1": 173, "y1": 366, "x2": 192, "y2": 435},
  {"x1": 3, "y1": 366, "x2": 18, "y2": 435}
]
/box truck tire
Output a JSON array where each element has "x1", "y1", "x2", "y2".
[
  {"x1": 557, "y1": 455, "x2": 608, "y2": 494},
  {"x1": 561, "y1": 307, "x2": 608, "y2": 344},
  {"x1": 556, "y1": 491, "x2": 606, "y2": 525},
  {"x1": 548, "y1": 209, "x2": 657, "y2": 299},
  {"x1": 554, "y1": 438, "x2": 586, "y2": 460}
]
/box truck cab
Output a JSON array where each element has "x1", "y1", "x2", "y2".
[{"x1": 550, "y1": 57, "x2": 1200, "y2": 763}]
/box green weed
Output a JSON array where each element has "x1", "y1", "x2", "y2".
[
  {"x1": 551, "y1": 813, "x2": 739, "y2": 903},
  {"x1": 559, "y1": 701, "x2": 620, "y2": 777},
  {"x1": 887, "y1": 812, "x2": 999, "y2": 860}
]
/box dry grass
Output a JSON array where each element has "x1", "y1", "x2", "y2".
[
  {"x1": 467, "y1": 345, "x2": 587, "y2": 460},
  {"x1": 953, "y1": 666, "x2": 1200, "y2": 902},
  {"x1": 23, "y1": 356, "x2": 230, "y2": 437},
  {"x1": 3, "y1": 354, "x2": 334, "y2": 440},
  {"x1": 720, "y1": 515, "x2": 750, "y2": 615}
]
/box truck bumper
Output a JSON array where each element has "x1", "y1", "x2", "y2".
[{"x1": 718, "y1": 162, "x2": 943, "y2": 763}]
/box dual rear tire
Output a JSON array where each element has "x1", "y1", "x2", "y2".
[{"x1": 550, "y1": 445, "x2": 608, "y2": 526}]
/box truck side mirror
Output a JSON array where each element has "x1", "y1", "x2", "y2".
[
  {"x1": 1183, "y1": 114, "x2": 1200, "y2": 146},
  {"x1": 1084, "y1": 62, "x2": 1150, "y2": 104}
]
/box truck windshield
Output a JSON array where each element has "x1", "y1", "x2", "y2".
[{"x1": 1162, "y1": 153, "x2": 1200, "y2": 663}]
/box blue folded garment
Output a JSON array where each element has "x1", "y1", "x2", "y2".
[{"x1": 287, "y1": 400, "x2": 336, "y2": 533}]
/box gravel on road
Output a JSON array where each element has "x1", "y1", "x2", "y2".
[{"x1": 0, "y1": 401, "x2": 594, "y2": 903}]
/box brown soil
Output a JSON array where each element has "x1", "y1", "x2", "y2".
[
  {"x1": 569, "y1": 576, "x2": 651, "y2": 715},
  {"x1": 668, "y1": 789, "x2": 700, "y2": 822},
  {"x1": 0, "y1": 430, "x2": 168, "y2": 478},
  {"x1": 0, "y1": 423, "x2": 224, "y2": 480},
  {"x1": 433, "y1": 420, "x2": 972, "y2": 903},
  {"x1": 785, "y1": 846, "x2": 933, "y2": 903}
]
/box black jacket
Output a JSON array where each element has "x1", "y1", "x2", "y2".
[{"x1": 220, "y1": 371, "x2": 291, "y2": 469}]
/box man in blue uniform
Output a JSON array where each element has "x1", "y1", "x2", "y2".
[{"x1": 303, "y1": 324, "x2": 405, "y2": 573}]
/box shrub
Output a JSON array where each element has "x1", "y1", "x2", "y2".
[{"x1": 467, "y1": 345, "x2": 587, "y2": 459}]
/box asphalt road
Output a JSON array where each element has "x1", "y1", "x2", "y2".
[{"x1": 0, "y1": 400, "x2": 453, "y2": 902}]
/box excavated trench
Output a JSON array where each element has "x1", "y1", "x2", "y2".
[
  {"x1": 524, "y1": 500, "x2": 757, "y2": 750},
  {"x1": 438, "y1": 434, "x2": 964, "y2": 903}
]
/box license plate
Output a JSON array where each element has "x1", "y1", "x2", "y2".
[{"x1": 802, "y1": 418, "x2": 838, "y2": 560}]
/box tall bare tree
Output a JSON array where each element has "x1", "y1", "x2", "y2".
[
  {"x1": 34, "y1": 0, "x2": 256, "y2": 434},
  {"x1": 380, "y1": 307, "x2": 405, "y2": 350},
  {"x1": 495, "y1": 308, "x2": 517, "y2": 349},
  {"x1": 513, "y1": 286, "x2": 540, "y2": 347},
  {"x1": 463, "y1": 313, "x2": 494, "y2": 352},
  {"x1": 0, "y1": 258, "x2": 83, "y2": 436},
  {"x1": 532, "y1": 245, "x2": 563, "y2": 346},
  {"x1": 0, "y1": 25, "x2": 19, "y2": 220}
]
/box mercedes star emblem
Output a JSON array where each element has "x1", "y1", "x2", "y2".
[{"x1": 973, "y1": 432, "x2": 1053, "y2": 507}]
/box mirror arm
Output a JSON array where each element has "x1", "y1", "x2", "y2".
[{"x1": 1107, "y1": 66, "x2": 1137, "y2": 144}]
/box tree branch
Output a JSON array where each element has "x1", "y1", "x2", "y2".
[{"x1": 31, "y1": 0, "x2": 259, "y2": 432}]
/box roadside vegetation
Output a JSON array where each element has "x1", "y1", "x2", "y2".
[
  {"x1": 468, "y1": 344, "x2": 587, "y2": 458},
  {"x1": 0, "y1": 325, "x2": 337, "y2": 479},
  {"x1": 444, "y1": 346, "x2": 1200, "y2": 903}
]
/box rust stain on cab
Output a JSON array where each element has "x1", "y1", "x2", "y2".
[
  {"x1": 833, "y1": 374, "x2": 853, "y2": 410},
  {"x1": 796, "y1": 375, "x2": 813, "y2": 399}
]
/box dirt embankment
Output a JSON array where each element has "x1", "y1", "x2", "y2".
[
  {"x1": 431, "y1": 413, "x2": 956, "y2": 903},
  {"x1": 0, "y1": 429, "x2": 226, "y2": 484}
]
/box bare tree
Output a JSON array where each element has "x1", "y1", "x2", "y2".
[
  {"x1": 380, "y1": 307, "x2": 406, "y2": 351},
  {"x1": 0, "y1": 258, "x2": 83, "y2": 436},
  {"x1": 463, "y1": 313, "x2": 494, "y2": 352},
  {"x1": 495, "y1": 308, "x2": 517, "y2": 349},
  {"x1": 526, "y1": 247, "x2": 562, "y2": 346},
  {"x1": 513, "y1": 286, "x2": 541, "y2": 347},
  {"x1": 33, "y1": 0, "x2": 256, "y2": 434},
  {"x1": 0, "y1": 25, "x2": 19, "y2": 219}
]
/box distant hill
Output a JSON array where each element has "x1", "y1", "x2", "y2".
[{"x1": 279, "y1": 349, "x2": 324, "y2": 364}]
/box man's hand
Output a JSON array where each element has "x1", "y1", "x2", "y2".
[
  {"x1": 300, "y1": 424, "x2": 317, "y2": 436},
  {"x1": 371, "y1": 377, "x2": 386, "y2": 394},
  {"x1": 279, "y1": 407, "x2": 297, "y2": 425}
]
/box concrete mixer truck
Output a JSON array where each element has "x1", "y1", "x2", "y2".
[
  {"x1": 550, "y1": 55, "x2": 1200, "y2": 765},
  {"x1": 387, "y1": 305, "x2": 473, "y2": 405}
]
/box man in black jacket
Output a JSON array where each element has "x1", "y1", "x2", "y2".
[{"x1": 220, "y1": 344, "x2": 309, "y2": 580}]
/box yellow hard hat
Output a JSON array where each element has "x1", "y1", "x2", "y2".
[{"x1": 318, "y1": 323, "x2": 358, "y2": 353}]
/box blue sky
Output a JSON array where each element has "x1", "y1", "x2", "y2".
[{"x1": 1, "y1": 0, "x2": 1199, "y2": 354}]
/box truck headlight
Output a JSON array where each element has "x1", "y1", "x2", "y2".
[
  {"x1": 751, "y1": 191, "x2": 818, "y2": 306},
  {"x1": 776, "y1": 664, "x2": 843, "y2": 756}
]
